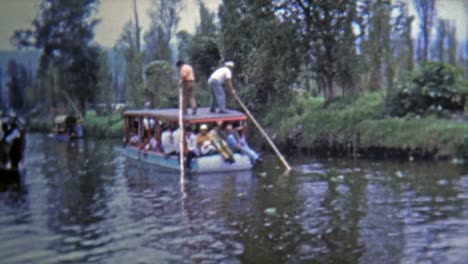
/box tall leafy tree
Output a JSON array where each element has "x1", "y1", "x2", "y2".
[
  {"x1": 96, "y1": 50, "x2": 113, "y2": 112},
  {"x1": 276, "y1": 0, "x2": 357, "y2": 105},
  {"x1": 7, "y1": 60, "x2": 29, "y2": 111},
  {"x1": 414, "y1": 0, "x2": 435, "y2": 62},
  {"x1": 11, "y1": 0, "x2": 101, "y2": 112},
  {"x1": 116, "y1": 21, "x2": 144, "y2": 106},
  {"x1": 359, "y1": 0, "x2": 393, "y2": 91},
  {"x1": 144, "y1": 0, "x2": 181, "y2": 63},
  {"x1": 392, "y1": 1, "x2": 415, "y2": 73},
  {"x1": 219, "y1": 0, "x2": 302, "y2": 108},
  {"x1": 189, "y1": 1, "x2": 220, "y2": 79},
  {"x1": 176, "y1": 30, "x2": 192, "y2": 62},
  {"x1": 446, "y1": 22, "x2": 457, "y2": 66}
]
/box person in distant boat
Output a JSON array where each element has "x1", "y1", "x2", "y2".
[
  {"x1": 208, "y1": 61, "x2": 236, "y2": 114},
  {"x1": 197, "y1": 124, "x2": 217, "y2": 155},
  {"x1": 184, "y1": 126, "x2": 198, "y2": 170},
  {"x1": 226, "y1": 124, "x2": 260, "y2": 164},
  {"x1": 176, "y1": 60, "x2": 197, "y2": 115},
  {"x1": 210, "y1": 121, "x2": 235, "y2": 163},
  {"x1": 0, "y1": 116, "x2": 25, "y2": 169},
  {"x1": 7, "y1": 120, "x2": 24, "y2": 169}
]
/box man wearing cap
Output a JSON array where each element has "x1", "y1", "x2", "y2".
[
  {"x1": 176, "y1": 60, "x2": 197, "y2": 115},
  {"x1": 197, "y1": 124, "x2": 217, "y2": 155},
  {"x1": 208, "y1": 61, "x2": 236, "y2": 114}
]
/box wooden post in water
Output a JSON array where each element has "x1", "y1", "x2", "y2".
[
  {"x1": 232, "y1": 91, "x2": 292, "y2": 171},
  {"x1": 179, "y1": 85, "x2": 185, "y2": 182}
]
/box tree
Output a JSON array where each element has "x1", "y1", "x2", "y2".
[
  {"x1": 394, "y1": 1, "x2": 415, "y2": 73},
  {"x1": 446, "y1": 22, "x2": 457, "y2": 66},
  {"x1": 359, "y1": 0, "x2": 393, "y2": 91},
  {"x1": 7, "y1": 60, "x2": 29, "y2": 111},
  {"x1": 219, "y1": 0, "x2": 302, "y2": 108},
  {"x1": 414, "y1": 0, "x2": 435, "y2": 62},
  {"x1": 11, "y1": 0, "x2": 101, "y2": 113},
  {"x1": 132, "y1": 0, "x2": 142, "y2": 53},
  {"x1": 144, "y1": 60, "x2": 176, "y2": 107},
  {"x1": 277, "y1": 0, "x2": 357, "y2": 105},
  {"x1": 144, "y1": 0, "x2": 181, "y2": 63},
  {"x1": 434, "y1": 19, "x2": 448, "y2": 63},
  {"x1": 176, "y1": 30, "x2": 192, "y2": 62},
  {"x1": 188, "y1": 1, "x2": 220, "y2": 79},
  {"x1": 96, "y1": 50, "x2": 113, "y2": 113},
  {"x1": 116, "y1": 21, "x2": 144, "y2": 106}
]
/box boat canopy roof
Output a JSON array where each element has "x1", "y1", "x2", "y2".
[
  {"x1": 54, "y1": 115, "x2": 77, "y2": 124},
  {"x1": 54, "y1": 115, "x2": 68, "y2": 124},
  {"x1": 123, "y1": 107, "x2": 247, "y2": 124}
]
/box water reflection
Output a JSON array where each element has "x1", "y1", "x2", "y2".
[{"x1": 0, "y1": 134, "x2": 467, "y2": 263}]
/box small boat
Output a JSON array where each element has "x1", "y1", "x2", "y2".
[
  {"x1": 122, "y1": 107, "x2": 254, "y2": 174},
  {"x1": 48, "y1": 115, "x2": 84, "y2": 140}
]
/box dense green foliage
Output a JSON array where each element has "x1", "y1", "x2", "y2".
[
  {"x1": 144, "y1": 60, "x2": 177, "y2": 108},
  {"x1": 219, "y1": 0, "x2": 302, "y2": 109},
  {"x1": 386, "y1": 63, "x2": 467, "y2": 117},
  {"x1": 83, "y1": 111, "x2": 123, "y2": 138},
  {"x1": 12, "y1": 0, "x2": 101, "y2": 112},
  {"x1": 265, "y1": 92, "x2": 467, "y2": 159}
]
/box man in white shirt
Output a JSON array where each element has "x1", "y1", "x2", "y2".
[
  {"x1": 161, "y1": 125, "x2": 175, "y2": 156},
  {"x1": 208, "y1": 61, "x2": 236, "y2": 114},
  {"x1": 172, "y1": 127, "x2": 181, "y2": 154}
]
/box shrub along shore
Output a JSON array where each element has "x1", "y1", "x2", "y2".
[
  {"x1": 262, "y1": 92, "x2": 467, "y2": 161},
  {"x1": 27, "y1": 111, "x2": 124, "y2": 138}
]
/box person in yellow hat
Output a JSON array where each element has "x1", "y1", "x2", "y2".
[{"x1": 197, "y1": 124, "x2": 216, "y2": 155}]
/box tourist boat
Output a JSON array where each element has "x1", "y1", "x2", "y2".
[
  {"x1": 122, "y1": 107, "x2": 254, "y2": 174},
  {"x1": 48, "y1": 115, "x2": 84, "y2": 140}
]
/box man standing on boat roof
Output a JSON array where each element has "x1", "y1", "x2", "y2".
[
  {"x1": 208, "y1": 61, "x2": 236, "y2": 114},
  {"x1": 176, "y1": 60, "x2": 197, "y2": 115}
]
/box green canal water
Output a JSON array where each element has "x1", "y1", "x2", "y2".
[{"x1": 0, "y1": 134, "x2": 467, "y2": 263}]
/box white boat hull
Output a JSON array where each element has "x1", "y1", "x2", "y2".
[{"x1": 122, "y1": 146, "x2": 253, "y2": 174}]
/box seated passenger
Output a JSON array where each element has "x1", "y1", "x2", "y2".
[
  {"x1": 227, "y1": 124, "x2": 260, "y2": 164},
  {"x1": 129, "y1": 132, "x2": 139, "y2": 146},
  {"x1": 184, "y1": 127, "x2": 198, "y2": 170},
  {"x1": 146, "y1": 133, "x2": 159, "y2": 151},
  {"x1": 172, "y1": 126, "x2": 181, "y2": 154},
  {"x1": 161, "y1": 124, "x2": 176, "y2": 156},
  {"x1": 209, "y1": 121, "x2": 235, "y2": 163},
  {"x1": 197, "y1": 124, "x2": 217, "y2": 155}
]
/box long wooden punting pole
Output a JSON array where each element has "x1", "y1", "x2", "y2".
[
  {"x1": 179, "y1": 85, "x2": 185, "y2": 182},
  {"x1": 232, "y1": 92, "x2": 292, "y2": 171}
]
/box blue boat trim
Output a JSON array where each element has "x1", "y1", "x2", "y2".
[{"x1": 123, "y1": 146, "x2": 253, "y2": 174}]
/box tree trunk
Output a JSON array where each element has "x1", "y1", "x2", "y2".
[{"x1": 324, "y1": 75, "x2": 335, "y2": 106}]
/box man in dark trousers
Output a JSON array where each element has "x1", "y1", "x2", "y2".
[
  {"x1": 176, "y1": 60, "x2": 197, "y2": 115},
  {"x1": 208, "y1": 61, "x2": 236, "y2": 114}
]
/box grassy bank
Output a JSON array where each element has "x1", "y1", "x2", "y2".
[
  {"x1": 27, "y1": 111, "x2": 124, "y2": 138},
  {"x1": 83, "y1": 111, "x2": 123, "y2": 138},
  {"x1": 264, "y1": 92, "x2": 467, "y2": 160}
]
